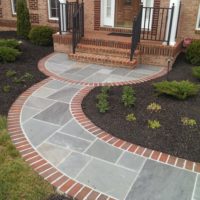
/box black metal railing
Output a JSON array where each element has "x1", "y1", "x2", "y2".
[
  {"x1": 72, "y1": 2, "x2": 84, "y2": 54},
  {"x1": 141, "y1": 4, "x2": 175, "y2": 44},
  {"x1": 58, "y1": 1, "x2": 79, "y2": 33},
  {"x1": 130, "y1": 4, "x2": 143, "y2": 61}
]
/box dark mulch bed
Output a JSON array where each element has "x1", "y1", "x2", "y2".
[
  {"x1": 82, "y1": 53, "x2": 200, "y2": 163},
  {"x1": 0, "y1": 31, "x2": 53, "y2": 115},
  {"x1": 47, "y1": 194, "x2": 73, "y2": 200}
]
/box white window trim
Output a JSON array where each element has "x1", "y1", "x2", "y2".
[
  {"x1": 48, "y1": 0, "x2": 59, "y2": 20},
  {"x1": 11, "y1": 0, "x2": 16, "y2": 15},
  {"x1": 196, "y1": 4, "x2": 200, "y2": 30}
]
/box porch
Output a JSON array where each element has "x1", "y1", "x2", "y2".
[{"x1": 54, "y1": 0, "x2": 183, "y2": 68}]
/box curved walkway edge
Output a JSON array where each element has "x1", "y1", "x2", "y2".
[{"x1": 7, "y1": 53, "x2": 200, "y2": 200}]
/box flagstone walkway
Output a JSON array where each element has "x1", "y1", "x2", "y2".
[{"x1": 8, "y1": 53, "x2": 200, "y2": 200}]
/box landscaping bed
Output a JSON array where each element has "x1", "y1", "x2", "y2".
[
  {"x1": 0, "y1": 31, "x2": 53, "y2": 115},
  {"x1": 82, "y1": 53, "x2": 200, "y2": 163}
]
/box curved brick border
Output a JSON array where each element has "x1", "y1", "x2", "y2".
[
  {"x1": 38, "y1": 53, "x2": 168, "y2": 87},
  {"x1": 7, "y1": 78, "x2": 115, "y2": 200},
  {"x1": 71, "y1": 87, "x2": 200, "y2": 174}
]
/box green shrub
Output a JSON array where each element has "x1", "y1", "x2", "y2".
[
  {"x1": 16, "y1": 0, "x2": 31, "y2": 38},
  {"x1": 0, "y1": 47, "x2": 21, "y2": 63},
  {"x1": 192, "y1": 66, "x2": 200, "y2": 80},
  {"x1": 96, "y1": 88, "x2": 110, "y2": 113},
  {"x1": 186, "y1": 41, "x2": 200, "y2": 65},
  {"x1": 122, "y1": 86, "x2": 136, "y2": 107},
  {"x1": 0, "y1": 39, "x2": 20, "y2": 49},
  {"x1": 6, "y1": 70, "x2": 17, "y2": 78},
  {"x1": 181, "y1": 117, "x2": 197, "y2": 127},
  {"x1": 148, "y1": 120, "x2": 161, "y2": 129},
  {"x1": 101, "y1": 86, "x2": 111, "y2": 94},
  {"x1": 29, "y1": 26, "x2": 54, "y2": 46},
  {"x1": 13, "y1": 73, "x2": 34, "y2": 84},
  {"x1": 147, "y1": 102, "x2": 161, "y2": 112},
  {"x1": 126, "y1": 113, "x2": 136, "y2": 122},
  {"x1": 2, "y1": 85, "x2": 11, "y2": 93},
  {"x1": 153, "y1": 80, "x2": 200, "y2": 100}
]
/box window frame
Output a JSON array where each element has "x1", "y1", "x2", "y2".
[
  {"x1": 48, "y1": 0, "x2": 59, "y2": 20},
  {"x1": 11, "y1": 0, "x2": 17, "y2": 15},
  {"x1": 196, "y1": 4, "x2": 200, "y2": 30}
]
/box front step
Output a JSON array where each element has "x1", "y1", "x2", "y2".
[
  {"x1": 77, "y1": 44, "x2": 139, "y2": 59},
  {"x1": 68, "y1": 52, "x2": 137, "y2": 69}
]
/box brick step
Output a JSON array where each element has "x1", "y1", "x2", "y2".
[
  {"x1": 76, "y1": 44, "x2": 139, "y2": 58},
  {"x1": 80, "y1": 37, "x2": 132, "y2": 49},
  {"x1": 68, "y1": 52, "x2": 137, "y2": 69}
]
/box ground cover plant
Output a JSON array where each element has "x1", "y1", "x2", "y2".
[
  {"x1": 186, "y1": 40, "x2": 200, "y2": 65},
  {"x1": 82, "y1": 53, "x2": 200, "y2": 162}
]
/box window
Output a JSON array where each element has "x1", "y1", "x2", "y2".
[
  {"x1": 196, "y1": 4, "x2": 200, "y2": 30},
  {"x1": 48, "y1": 0, "x2": 59, "y2": 20},
  {"x1": 11, "y1": 0, "x2": 17, "y2": 15}
]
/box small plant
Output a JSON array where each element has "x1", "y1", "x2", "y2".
[
  {"x1": 0, "y1": 115, "x2": 7, "y2": 130},
  {"x1": 186, "y1": 40, "x2": 200, "y2": 65},
  {"x1": 192, "y1": 66, "x2": 200, "y2": 80},
  {"x1": 148, "y1": 120, "x2": 161, "y2": 129},
  {"x1": 0, "y1": 47, "x2": 21, "y2": 63},
  {"x1": 147, "y1": 102, "x2": 161, "y2": 112},
  {"x1": 16, "y1": 0, "x2": 31, "y2": 38},
  {"x1": 126, "y1": 113, "x2": 136, "y2": 122},
  {"x1": 96, "y1": 87, "x2": 110, "y2": 113},
  {"x1": 2, "y1": 85, "x2": 11, "y2": 93},
  {"x1": 122, "y1": 86, "x2": 136, "y2": 107},
  {"x1": 6, "y1": 69, "x2": 17, "y2": 78},
  {"x1": 0, "y1": 39, "x2": 20, "y2": 49},
  {"x1": 181, "y1": 117, "x2": 197, "y2": 127},
  {"x1": 101, "y1": 86, "x2": 111, "y2": 94},
  {"x1": 29, "y1": 26, "x2": 54, "y2": 46},
  {"x1": 13, "y1": 72, "x2": 34, "y2": 84},
  {"x1": 153, "y1": 80, "x2": 200, "y2": 100}
]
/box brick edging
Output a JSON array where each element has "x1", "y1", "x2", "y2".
[
  {"x1": 38, "y1": 53, "x2": 168, "y2": 87},
  {"x1": 7, "y1": 78, "x2": 113, "y2": 200},
  {"x1": 70, "y1": 87, "x2": 200, "y2": 174}
]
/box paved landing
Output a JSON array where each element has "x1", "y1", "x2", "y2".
[
  {"x1": 44, "y1": 53, "x2": 163, "y2": 83},
  {"x1": 20, "y1": 79, "x2": 200, "y2": 200}
]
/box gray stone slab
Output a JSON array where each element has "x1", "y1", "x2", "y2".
[
  {"x1": 117, "y1": 152, "x2": 146, "y2": 172},
  {"x1": 194, "y1": 174, "x2": 200, "y2": 200},
  {"x1": 37, "y1": 142, "x2": 70, "y2": 166},
  {"x1": 125, "y1": 160, "x2": 196, "y2": 200},
  {"x1": 83, "y1": 73, "x2": 108, "y2": 83},
  {"x1": 60, "y1": 73, "x2": 85, "y2": 81},
  {"x1": 85, "y1": 139, "x2": 122, "y2": 163},
  {"x1": 49, "y1": 53, "x2": 69, "y2": 63},
  {"x1": 58, "y1": 152, "x2": 91, "y2": 178},
  {"x1": 76, "y1": 67, "x2": 98, "y2": 77},
  {"x1": 48, "y1": 132, "x2": 90, "y2": 152},
  {"x1": 112, "y1": 68, "x2": 132, "y2": 76},
  {"x1": 60, "y1": 119, "x2": 95, "y2": 141},
  {"x1": 25, "y1": 96, "x2": 55, "y2": 110},
  {"x1": 21, "y1": 106, "x2": 40, "y2": 123},
  {"x1": 77, "y1": 158, "x2": 137, "y2": 200},
  {"x1": 46, "y1": 62, "x2": 72, "y2": 74},
  {"x1": 104, "y1": 74, "x2": 127, "y2": 83},
  {"x1": 98, "y1": 68, "x2": 114, "y2": 75},
  {"x1": 127, "y1": 71, "x2": 147, "y2": 78},
  {"x1": 33, "y1": 87, "x2": 56, "y2": 98},
  {"x1": 132, "y1": 68, "x2": 155, "y2": 75},
  {"x1": 44, "y1": 80, "x2": 66, "y2": 90},
  {"x1": 23, "y1": 119, "x2": 59, "y2": 147},
  {"x1": 63, "y1": 67, "x2": 83, "y2": 74},
  {"x1": 34, "y1": 102, "x2": 72, "y2": 125},
  {"x1": 139, "y1": 64, "x2": 161, "y2": 72},
  {"x1": 47, "y1": 86, "x2": 79, "y2": 103}
]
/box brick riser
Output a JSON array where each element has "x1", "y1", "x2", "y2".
[
  {"x1": 76, "y1": 44, "x2": 139, "y2": 59},
  {"x1": 68, "y1": 53, "x2": 137, "y2": 69},
  {"x1": 81, "y1": 38, "x2": 131, "y2": 49}
]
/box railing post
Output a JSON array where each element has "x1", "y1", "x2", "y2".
[
  {"x1": 82, "y1": 0, "x2": 84, "y2": 37},
  {"x1": 72, "y1": 15, "x2": 76, "y2": 54},
  {"x1": 58, "y1": 0, "x2": 61, "y2": 34},
  {"x1": 167, "y1": 3, "x2": 174, "y2": 45}
]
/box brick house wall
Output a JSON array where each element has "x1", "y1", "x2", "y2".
[{"x1": 0, "y1": 0, "x2": 199, "y2": 40}]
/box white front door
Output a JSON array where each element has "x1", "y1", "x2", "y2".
[{"x1": 101, "y1": 0, "x2": 115, "y2": 27}]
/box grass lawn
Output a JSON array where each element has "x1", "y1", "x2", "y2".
[{"x1": 0, "y1": 116, "x2": 55, "y2": 200}]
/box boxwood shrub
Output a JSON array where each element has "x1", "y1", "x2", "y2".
[
  {"x1": 186, "y1": 40, "x2": 200, "y2": 65},
  {"x1": 0, "y1": 39, "x2": 20, "y2": 49},
  {"x1": 0, "y1": 47, "x2": 21, "y2": 63},
  {"x1": 192, "y1": 66, "x2": 200, "y2": 80},
  {"x1": 153, "y1": 80, "x2": 200, "y2": 100},
  {"x1": 29, "y1": 26, "x2": 54, "y2": 46}
]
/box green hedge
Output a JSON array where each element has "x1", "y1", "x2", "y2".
[
  {"x1": 0, "y1": 39, "x2": 20, "y2": 49},
  {"x1": 29, "y1": 26, "x2": 54, "y2": 46},
  {"x1": 186, "y1": 40, "x2": 200, "y2": 65}
]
